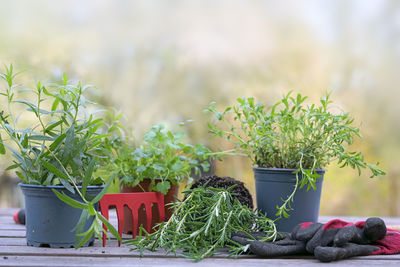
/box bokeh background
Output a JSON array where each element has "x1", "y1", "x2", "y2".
[{"x1": 0, "y1": 0, "x2": 399, "y2": 217}]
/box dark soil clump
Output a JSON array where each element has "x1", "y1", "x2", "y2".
[{"x1": 190, "y1": 175, "x2": 253, "y2": 209}]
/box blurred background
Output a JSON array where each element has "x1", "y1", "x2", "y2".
[{"x1": 0, "y1": 0, "x2": 399, "y2": 216}]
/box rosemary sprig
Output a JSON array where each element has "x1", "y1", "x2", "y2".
[{"x1": 125, "y1": 186, "x2": 277, "y2": 261}]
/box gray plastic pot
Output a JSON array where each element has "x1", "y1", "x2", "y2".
[
  {"x1": 253, "y1": 167, "x2": 325, "y2": 232},
  {"x1": 19, "y1": 183, "x2": 103, "y2": 248}
]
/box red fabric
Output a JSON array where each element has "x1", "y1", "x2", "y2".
[
  {"x1": 370, "y1": 229, "x2": 400, "y2": 255},
  {"x1": 322, "y1": 219, "x2": 400, "y2": 255},
  {"x1": 323, "y1": 219, "x2": 354, "y2": 230},
  {"x1": 300, "y1": 222, "x2": 313, "y2": 228}
]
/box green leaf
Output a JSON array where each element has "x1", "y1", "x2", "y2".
[
  {"x1": 49, "y1": 133, "x2": 66, "y2": 151},
  {"x1": 41, "y1": 160, "x2": 70, "y2": 180},
  {"x1": 75, "y1": 225, "x2": 94, "y2": 248},
  {"x1": 88, "y1": 203, "x2": 96, "y2": 216},
  {"x1": 72, "y1": 209, "x2": 90, "y2": 243},
  {"x1": 156, "y1": 181, "x2": 171, "y2": 195},
  {"x1": 28, "y1": 135, "x2": 54, "y2": 141},
  {"x1": 98, "y1": 213, "x2": 122, "y2": 242},
  {"x1": 136, "y1": 165, "x2": 146, "y2": 173},
  {"x1": 90, "y1": 177, "x2": 112, "y2": 204},
  {"x1": 14, "y1": 100, "x2": 38, "y2": 115},
  {"x1": 5, "y1": 163, "x2": 19, "y2": 171},
  {"x1": 51, "y1": 189, "x2": 88, "y2": 209},
  {"x1": 63, "y1": 73, "x2": 68, "y2": 86},
  {"x1": 15, "y1": 171, "x2": 27, "y2": 182},
  {"x1": 42, "y1": 86, "x2": 55, "y2": 97},
  {"x1": 0, "y1": 134, "x2": 6, "y2": 155},
  {"x1": 7, "y1": 146, "x2": 26, "y2": 169},
  {"x1": 82, "y1": 158, "x2": 95, "y2": 196},
  {"x1": 51, "y1": 98, "x2": 60, "y2": 111},
  {"x1": 171, "y1": 162, "x2": 183, "y2": 172},
  {"x1": 45, "y1": 121, "x2": 63, "y2": 133},
  {"x1": 59, "y1": 178, "x2": 75, "y2": 193}
]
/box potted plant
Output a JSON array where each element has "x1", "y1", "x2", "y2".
[
  {"x1": 101, "y1": 122, "x2": 213, "y2": 233},
  {"x1": 206, "y1": 92, "x2": 385, "y2": 231},
  {"x1": 0, "y1": 65, "x2": 120, "y2": 247}
]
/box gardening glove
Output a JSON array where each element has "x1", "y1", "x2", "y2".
[
  {"x1": 232, "y1": 217, "x2": 400, "y2": 262},
  {"x1": 291, "y1": 217, "x2": 387, "y2": 262},
  {"x1": 309, "y1": 217, "x2": 400, "y2": 262},
  {"x1": 231, "y1": 231, "x2": 307, "y2": 257}
]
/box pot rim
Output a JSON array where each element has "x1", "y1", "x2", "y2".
[
  {"x1": 251, "y1": 166, "x2": 327, "y2": 172},
  {"x1": 18, "y1": 183, "x2": 105, "y2": 189}
]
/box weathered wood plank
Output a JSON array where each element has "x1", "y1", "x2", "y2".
[
  {"x1": 0, "y1": 224, "x2": 24, "y2": 231},
  {"x1": 0, "y1": 238, "x2": 26, "y2": 246},
  {"x1": 1, "y1": 245, "x2": 400, "y2": 260},
  {"x1": 1, "y1": 255, "x2": 400, "y2": 267},
  {"x1": 0, "y1": 238, "x2": 122, "y2": 247},
  {"x1": 0, "y1": 209, "x2": 18, "y2": 216},
  {"x1": 0, "y1": 230, "x2": 25, "y2": 238}
]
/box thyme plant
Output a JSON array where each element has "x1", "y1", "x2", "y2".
[
  {"x1": 126, "y1": 186, "x2": 277, "y2": 261},
  {"x1": 0, "y1": 64, "x2": 120, "y2": 247},
  {"x1": 206, "y1": 92, "x2": 385, "y2": 218}
]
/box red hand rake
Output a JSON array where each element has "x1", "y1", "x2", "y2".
[{"x1": 99, "y1": 192, "x2": 165, "y2": 246}]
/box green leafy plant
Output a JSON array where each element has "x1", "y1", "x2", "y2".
[
  {"x1": 125, "y1": 186, "x2": 277, "y2": 261},
  {"x1": 0, "y1": 64, "x2": 121, "y2": 247},
  {"x1": 103, "y1": 123, "x2": 213, "y2": 195},
  {"x1": 205, "y1": 92, "x2": 385, "y2": 218}
]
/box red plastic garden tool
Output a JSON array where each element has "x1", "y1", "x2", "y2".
[{"x1": 99, "y1": 192, "x2": 165, "y2": 247}]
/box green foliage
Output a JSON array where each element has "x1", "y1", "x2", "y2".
[
  {"x1": 0, "y1": 64, "x2": 121, "y2": 247},
  {"x1": 206, "y1": 91, "x2": 385, "y2": 218},
  {"x1": 101, "y1": 122, "x2": 213, "y2": 195},
  {"x1": 125, "y1": 186, "x2": 277, "y2": 261}
]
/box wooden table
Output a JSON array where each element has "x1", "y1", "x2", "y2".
[{"x1": 1, "y1": 208, "x2": 400, "y2": 266}]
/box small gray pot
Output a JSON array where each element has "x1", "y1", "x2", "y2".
[
  {"x1": 253, "y1": 167, "x2": 325, "y2": 232},
  {"x1": 19, "y1": 183, "x2": 103, "y2": 248}
]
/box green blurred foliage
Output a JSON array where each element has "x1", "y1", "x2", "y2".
[{"x1": 0, "y1": 0, "x2": 399, "y2": 216}]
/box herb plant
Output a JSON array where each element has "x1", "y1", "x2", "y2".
[
  {"x1": 0, "y1": 64, "x2": 120, "y2": 247},
  {"x1": 125, "y1": 186, "x2": 277, "y2": 261},
  {"x1": 106, "y1": 123, "x2": 213, "y2": 195},
  {"x1": 206, "y1": 92, "x2": 385, "y2": 218}
]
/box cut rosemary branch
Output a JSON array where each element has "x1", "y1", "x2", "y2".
[{"x1": 125, "y1": 185, "x2": 277, "y2": 261}]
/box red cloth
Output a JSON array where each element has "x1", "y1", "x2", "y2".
[
  {"x1": 300, "y1": 222, "x2": 313, "y2": 228},
  {"x1": 323, "y1": 219, "x2": 400, "y2": 255}
]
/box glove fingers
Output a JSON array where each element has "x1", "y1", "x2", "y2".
[
  {"x1": 305, "y1": 226, "x2": 325, "y2": 253},
  {"x1": 314, "y1": 243, "x2": 379, "y2": 262},
  {"x1": 274, "y1": 239, "x2": 299, "y2": 246},
  {"x1": 364, "y1": 217, "x2": 387, "y2": 241},
  {"x1": 334, "y1": 218, "x2": 387, "y2": 247},
  {"x1": 249, "y1": 240, "x2": 307, "y2": 257},
  {"x1": 292, "y1": 223, "x2": 324, "y2": 241},
  {"x1": 334, "y1": 225, "x2": 363, "y2": 246}
]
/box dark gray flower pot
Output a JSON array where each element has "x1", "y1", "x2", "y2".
[
  {"x1": 253, "y1": 167, "x2": 325, "y2": 232},
  {"x1": 19, "y1": 183, "x2": 103, "y2": 248}
]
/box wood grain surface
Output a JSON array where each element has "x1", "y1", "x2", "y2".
[{"x1": 1, "y1": 208, "x2": 400, "y2": 267}]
